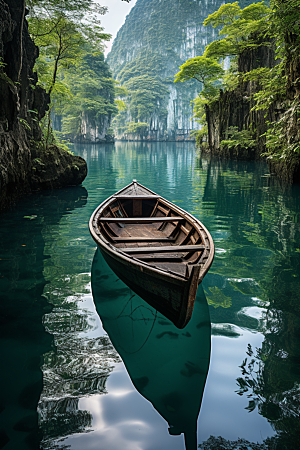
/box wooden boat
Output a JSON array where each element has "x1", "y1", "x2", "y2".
[{"x1": 89, "y1": 180, "x2": 214, "y2": 328}]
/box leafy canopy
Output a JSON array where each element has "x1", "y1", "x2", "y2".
[
  {"x1": 28, "y1": 0, "x2": 111, "y2": 96},
  {"x1": 174, "y1": 56, "x2": 224, "y2": 84},
  {"x1": 120, "y1": 55, "x2": 169, "y2": 123},
  {"x1": 28, "y1": 0, "x2": 110, "y2": 48},
  {"x1": 203, "y1": 2, "x2": 271, "y2": 59},
  {"x1": 27, "y1": 0, "x2": 114, "y2": 147},
  {"x1": 174, "y1": 56, "x2": 224, "y2": 99},
  {"x1": 50, "y1": 42, "x2": 117, "y2": 139}
]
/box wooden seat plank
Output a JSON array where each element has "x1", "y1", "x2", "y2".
[
  {"x1": 113, "y1": 237, "x2": 176, "y2": 242},
  {"x1": 112, "y1": 195, "x2": 160, "y2": 199},
  {"x1": 137, "y1": 255, "x2": 184, "y2": 261},
  {"x1": 119, "y1": 244, "x2": 205, "y2": 254},
  {"x1": 99, "y1": 216, "x2": 184, "y2": 223}
]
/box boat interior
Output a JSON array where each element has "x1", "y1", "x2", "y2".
[{"x1": 96, "y1": 185, "x2": 210, "y2": 279}]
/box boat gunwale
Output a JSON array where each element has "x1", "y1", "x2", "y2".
[{"x1": 89, "y1": 181, "x2": 214, "y2": 284}]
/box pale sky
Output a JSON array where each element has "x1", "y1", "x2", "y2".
[{"x1": 99, "y1": 0, "x2": 137, "y2": 55}]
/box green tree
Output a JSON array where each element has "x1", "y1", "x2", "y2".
[
  {"x1": 27, "y1": 0, "x2": 111, "y2": 148},
  {"x1": 111, "y1": 50, "x2": 170, "y2": 135},
  {"x1": 58, "y1": 44, "x2": 117, "y2": 141},
  {"x1": 177, "y1": 0, "x2": 300, "y2": 168},
  {"x1": 124, "y1": 75, "x2": 169, "y2": 122},
  {"x1": 174, "y1": 56, "x2": 224, "y2": 145},
  {"x1": 174, "y1": 55, "x2": 224, "y2": 99},
  {"x1": 124, "y1": 122, "x2": 149, "y2": 138},
  {"x1": 203, "y1": 2, "x2": 271, "y2": 60}
]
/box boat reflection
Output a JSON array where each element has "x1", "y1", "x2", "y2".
[{"x1": 91, "y1": 249, "x2": 211, "y2": 450}]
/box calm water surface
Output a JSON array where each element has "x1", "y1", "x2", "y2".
[{"x1": 1, "y1": 142, "x2": 300, "y2": 450}]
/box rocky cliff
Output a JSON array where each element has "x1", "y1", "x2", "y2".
[
  {"x1": 206, "y1": 42, "x2": 278, "y2": 159},
  {"x1": 269, "y1": 27, "x2": 300, "y2": 183},
  {"x1": 204, "y1": 34, "x2": 300, "y2": 183},
  {"x1": 0, "y1": 0, "x2": 87, "y2": 211},
  {"x1": 107, "y1": 0, "x2": 253, "y2": 141}
]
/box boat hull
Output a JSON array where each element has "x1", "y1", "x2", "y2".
[
  {"x1": 99, "y1": 244, "x2": 194, "y2": 328},
  {"x1": 89, "y1": 180, "x2": 214, "y2": 328}
]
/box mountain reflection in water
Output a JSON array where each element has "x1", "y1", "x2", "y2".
[{"x1": 91, "y1": 249, "x2": 211, "y2": 450}]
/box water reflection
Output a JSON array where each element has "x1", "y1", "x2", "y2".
[
  {"x1": 235, "y1": 257, "x2": 300, "y2": 449},
  {"x1": 91, "y1": 249, "x2": 211, "y2": 450},
  {"x1": 1, "y1": 142, "x2": 300, "y2": 449},
  {"x1": 197, "y1": 156, "x2": 300, "y2": 448},
  {"x1": 74, "y1": 141, "x2": 197, "y2": 201},
  {"x1": 0, "y1": 186, "x2": 87, "y2": 450}
]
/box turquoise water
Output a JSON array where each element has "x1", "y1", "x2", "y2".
[{"x1": 1, "y1": 141, "x2": 300, "y2": 449}]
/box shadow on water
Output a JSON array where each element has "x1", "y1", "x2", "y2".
[
  {"x1": 0, "y1": 186, "x2": 87, "y2": 450},
  {"x1": 91, "y1": 248, "x2": 211, "y2": 450}
]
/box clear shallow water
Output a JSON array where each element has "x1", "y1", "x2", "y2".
[{"x1": 1, "y1": 141, "x2": 300, "y2": 450}]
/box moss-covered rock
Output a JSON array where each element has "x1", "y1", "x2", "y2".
[
  {"x1": 30, "y1": 144, "x2": 87, "y2": 191},
  {"x1": 205, "y1": 41, "x2": 277, "y2": 160}
]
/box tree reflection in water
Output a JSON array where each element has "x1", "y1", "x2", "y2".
[
  {"x1": 196, "y1": 157, "x2": 300, "y2": 448},
  {"x1": 2, "y1": 144, "x2": 299, "y2": 449},
  {"x1": 236, "y1": 257, "x2": 300, "y2": 450},
  {"x1": 199, "y1": 436, "x2": 268, "y2": 449},
  {"x1": 0, "y1": 187, "x2": 89, "y2": 450},
  {"x1": 39, "y1": 330, "x2": 120, "y2": 443},
  {"x1": 39, "y1": 262, "x2": 121, "y2": 446}
]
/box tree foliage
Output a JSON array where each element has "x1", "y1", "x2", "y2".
[
  {"x1": 28, "y1": 0, "x2": 110, "y2": 48},
  {"x1": 204, "y1": 2, "x2": 271, "y2": 59},
  {"x1": 123, "y1": 74, "x2": 169, "y2": 122},
  {"x1": 27, "y1": 0, "x2": 112, "y2": 147},
  {"x1": 57, "y1": 45, "x2": 117, "y2": 140},
  {"x1": 178, "y1": 0, "x2": 300, "y2": 167},
  {"x1": 112, "y1": 50, "x2": 170, "y2": 134},
  {"x1": 107, "y1": 0, "x2": 231, "y2": 139},
  {"x1": 174, "y1": 56, "x2": 224, "y2": 85}
]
